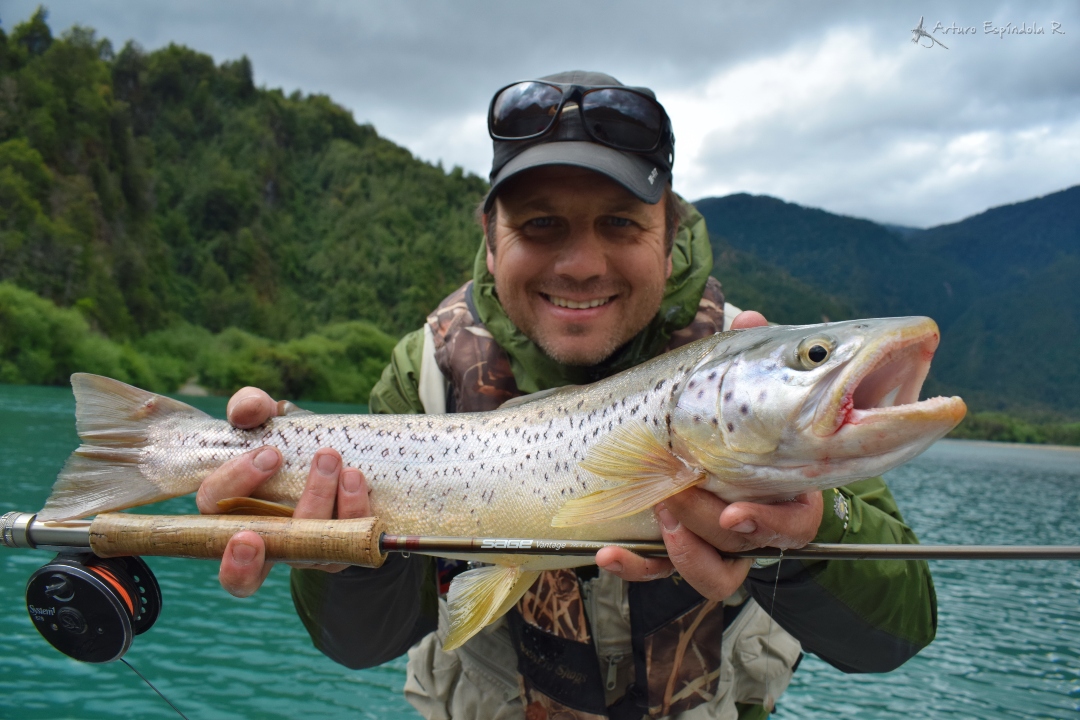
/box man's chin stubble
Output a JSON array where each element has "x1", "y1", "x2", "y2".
[{"x1": 531, "y1": 325, "x2": 631, "y2": 367}]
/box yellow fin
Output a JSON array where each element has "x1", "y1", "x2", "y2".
[
  {"x1": 552, "y1": 421, "x2": 704, "y2": 527},
  {"x1": 443, "y1": 565, "x2": 539, "y2": 651},
  {"x1": 216, "y1": 497, "x2": 295, "y2": 517}
]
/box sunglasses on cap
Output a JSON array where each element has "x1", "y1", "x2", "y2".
[{"x1": 488, "y1": 80, "x2": 674, "y2": 162}]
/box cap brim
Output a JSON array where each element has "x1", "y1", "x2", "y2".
[{"x1": 484, "y1": 142, "x2": 670, "y2": 211}]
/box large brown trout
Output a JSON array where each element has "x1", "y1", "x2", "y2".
[{"x1": 38, "y1": 316, "x2": 966, "y2": 648}]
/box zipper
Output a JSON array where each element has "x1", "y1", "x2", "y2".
[{"x1": 605, "y1": 653, "x2": 624, "y2": 691}]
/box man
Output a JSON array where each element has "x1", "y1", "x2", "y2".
[{"x1": 197, "y1": 72, "x2": 936, "y2": 719}]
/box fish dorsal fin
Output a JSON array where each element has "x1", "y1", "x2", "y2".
[
  {"x1": 444, "y1": 565, "x2": 540, "y2": 651},
  {"x1": 498, "y1": 385, "x2": 580, "y2": 410},
  {"x1": 216, "y1": 497, "x2": 296, "y2": 517},
  {"x1": 551, "y1": 421, "x2": 705, "y2": 527}
]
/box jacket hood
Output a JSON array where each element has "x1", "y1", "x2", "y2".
[{"x1": 471, "y1": 198, "x2": 714, "y2": 393}]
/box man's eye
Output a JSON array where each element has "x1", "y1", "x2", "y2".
[{"x1": 602, "y1": 216, "x2": 634, "y2": 228}]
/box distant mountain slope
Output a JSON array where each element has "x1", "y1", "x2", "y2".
[
  {"x1": 695, "y1": 191, "x2": 1080, "y2": 419},
  {"x1": 695, "y1": 194, "x2": 977, "y2": 328},
  {"x1": 906, "y1": 185, "x2": 1080, "y2": 292}
]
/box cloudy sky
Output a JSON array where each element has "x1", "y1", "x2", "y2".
[{"x1": 5, "y1": 1, "x2": 1079, "y2": 227}]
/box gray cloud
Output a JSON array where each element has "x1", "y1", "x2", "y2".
[{"x1": 3, "y1": 0, "x2": 1078, "y2": 226}]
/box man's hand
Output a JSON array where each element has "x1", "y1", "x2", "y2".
[
  {"x1": 596, "y1": 308, "x2": 824, "y2": 600},
  {"x1": 597, "y1": 490, "x2": 824, "y2": 600},
  {"x1": 196, "y1": 387, "x2": 372, "y2": 597}
]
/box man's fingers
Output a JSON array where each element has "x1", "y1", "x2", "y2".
[
  {"x1": 196, "y1": 446, "x2": 282, "y2": 514},
  {"x1": 663, "y1": 488, "x2": 759, "y2": 553},
  {"x1": 657, "y1": 505, "x2": 752, "y2": 601},
  {"x1": 596, "y1": 546, "x2": 674, "y2": 582},
  {"x1": 293, "y1": 448, "x2": 343, "y2": 518},
  {"x1": 730, "y1": 310, "x2": 768, "y2": 330},
  {"x1": 226, "y1": 387, "x2": 278, "y2": 429},
  {"x1": 719, "y1": 492, "x2": 824, "y2": 549},
  {"x1": 219, "y1": 531, "x2": 274, "y2": 597},
  {"x1": 337, "y1": 468, "x2": 373, "y2": 518}
]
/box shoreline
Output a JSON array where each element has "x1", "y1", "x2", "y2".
[{"x1": 937, "y1": 437, "x2": 1080, "y2": 453}]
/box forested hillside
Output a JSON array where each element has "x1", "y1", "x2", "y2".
[
  {"x1": 0, "y1": 10, "x2": 486, "y2": 400},
  {"x1": 698, "y1": 190, "x2": 1080, "y2": 420}
]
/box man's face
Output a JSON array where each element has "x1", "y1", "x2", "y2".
[{"x1": 485, "y1": 166, "x2": 673, "y2": 366}]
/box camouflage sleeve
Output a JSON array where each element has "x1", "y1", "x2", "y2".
[
  {"x1": 290, "y1": 327, "x2": 438, "y2": 667},
  {"x1": 743, "y1": 478, "x2": 937, "y2": 673}
]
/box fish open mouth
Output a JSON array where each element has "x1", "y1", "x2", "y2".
[{"x1": 814, "y1": 318, "x2": 966, "y2": 436}]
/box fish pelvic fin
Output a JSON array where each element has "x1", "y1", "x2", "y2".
[
  {"x1": 37, "y1": 374, "x2": 211, "y2": 521},
  {"x1": 217, "y1": 497, "x2": 296, "y2": 517},
  {"x1": 552, "y1": 420, "x2": 705, "y2": 527},
  {"x1": 443, "y1": 565, "x2": 539, "y2": 651}
]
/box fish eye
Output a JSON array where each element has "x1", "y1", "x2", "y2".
[{"x1": 796, "y1": 338, "x2": 833, "y2": 369}]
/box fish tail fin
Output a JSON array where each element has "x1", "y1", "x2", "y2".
[
  {"x1": 37, "y1": 373, "x2": 210, "y2": 521},
  {"x1": 443, "y1": 565, "x2": 539, "y2": 651}
]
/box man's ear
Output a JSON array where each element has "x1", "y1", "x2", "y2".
[{"x1": 483, "y1": 213, "x2": 496, "y2": 275}]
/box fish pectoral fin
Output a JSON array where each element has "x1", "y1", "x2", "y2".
[
  {"x1": 444, "y1": 565, "x2": 539, "y2": 651},
  {"x1": 216, "y1": 497, "x2": 296, "y2": 517},
  {"x1": 552, "y1": 421, "x2": 704, "y2": 527}
]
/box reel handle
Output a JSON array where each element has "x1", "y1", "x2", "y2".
[{"x1": 89, "y1": 514, "x2": 388, "y2": 568}]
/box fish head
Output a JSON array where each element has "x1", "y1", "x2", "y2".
[{"x1": 669, "y1": 317, "x2": 967, "y2": 500}]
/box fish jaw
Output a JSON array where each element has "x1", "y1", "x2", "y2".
[{"x1": 811, "y1": 317, "x2": 965, "y2": 440}]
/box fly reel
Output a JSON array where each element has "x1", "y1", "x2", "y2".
[{"x1": 25, "y1": 553, "x2": 162, "y2": 663}]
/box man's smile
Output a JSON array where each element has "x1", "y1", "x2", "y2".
[{"x1": 542, "y1": 293, "x2": 616, "y2": 310}]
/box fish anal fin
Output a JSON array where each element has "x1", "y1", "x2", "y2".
[
  {"x1": 552, "y1": 421, "x2": 704, "y2": 527},
  {"x1": 443, "y1": 565, "x2": 539, "y2": 651},
  {"x1": 216, "y1": 497, "x2": 296, "y2": 517}
]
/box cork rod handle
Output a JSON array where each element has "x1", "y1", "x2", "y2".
[{"x1": 89, "y1": 514, "x2": 388, "y2": 568}]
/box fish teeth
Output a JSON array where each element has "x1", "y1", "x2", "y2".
[{"x1": 547, "y1": 295, "x2": 612, "y2": 309}]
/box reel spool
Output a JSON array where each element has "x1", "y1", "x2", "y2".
[{"x1": 25, "y1": 554, "x2": 162, "y2": 663}]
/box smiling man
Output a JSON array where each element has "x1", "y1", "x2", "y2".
[{"x1": 198, "y1": 71, "x2": 936, "y2": 720}]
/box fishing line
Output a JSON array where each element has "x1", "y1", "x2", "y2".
[
  {"x1": 121, "y1": 657, "x2": 191, "y2": 720},
  {"x1": 763, "y1": 551, "x2": 783, "y2": 713}
]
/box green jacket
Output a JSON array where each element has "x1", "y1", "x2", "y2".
[{"x1": 292, "y1": 203, "x2": 936, "y2": 689}]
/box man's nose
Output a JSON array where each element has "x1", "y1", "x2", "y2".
[{"x1": 553, "y1": 227, "x2": 607, "y2": 280}]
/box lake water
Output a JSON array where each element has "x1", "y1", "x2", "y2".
[{"x1": 1, "y1": 383, "x2": 1078, "y2": 719}]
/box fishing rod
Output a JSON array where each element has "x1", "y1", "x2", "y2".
[
  {"x1": 4, "y1": 509, "x2": 1080, "y2": 666},
  {"x1": 6, "y1": 510, "x2": 1080, "y2": 564}
]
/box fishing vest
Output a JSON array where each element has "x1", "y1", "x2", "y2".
[{"x1": 424, "y1": 279, "x2": 740, "y2": 719}]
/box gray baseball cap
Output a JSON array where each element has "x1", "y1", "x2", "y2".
[{"x1": 484, "y1": 70, "x2": 674, "y2": 211}]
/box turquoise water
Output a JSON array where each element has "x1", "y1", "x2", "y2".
[{"x1": 1, "y1": 383, "x2": 1078, "y2": 719}]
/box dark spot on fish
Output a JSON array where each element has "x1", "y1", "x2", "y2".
[
  {"x1": 688, "y1": 380, "x2": 697, "y2": 389},
  {"x1": 655, "y1": 379, "x2": 666, "y2": 391},
  {"x1": 741, "y1": 404, "x2": 749, "y2": 415},
  {"x1": 697, "y1": 390, "x2": 705, "y2": 399},
  {"x1": 727, "y1": 423, "x2": 735, "y2": 432},
  {"x1": 759, "y1": 390, "x2": 767, "y2": 401},
  {"x1": 707, "y1": 371, "x2": 717, "y2": 381},
  {"x1": 723, "y1": 391, "x2": 733, "y2": 402}
]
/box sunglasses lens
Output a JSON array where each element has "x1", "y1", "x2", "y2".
[
  {"x1": 581, "y1": 89, "x2": 663, "y2": 150},
  {"x1": 491, "y1": 82, "x2": 564, "y2": 139}
]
